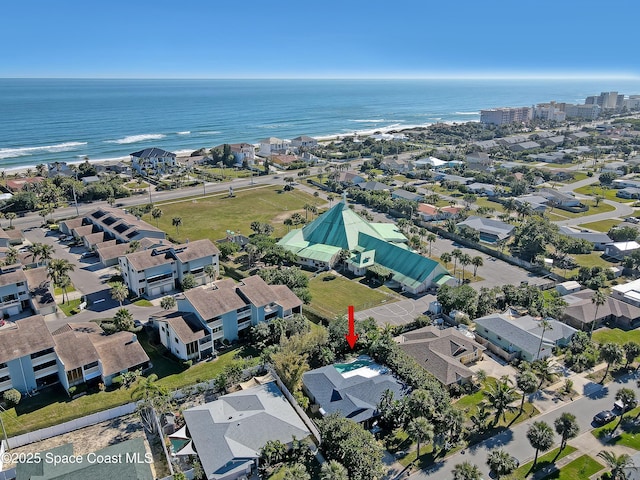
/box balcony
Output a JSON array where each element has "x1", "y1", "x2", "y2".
[
  {"x1": 238, "y1": 320, "x2": 251, "y2": 331},
  {"x1": 237, "y1": 309, "x2": 251, "y2": 320}
]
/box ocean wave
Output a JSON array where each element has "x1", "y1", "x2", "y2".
[
  {"x1": 198, "y1": 131, "x2": 221, "y2": 135},
  {"x1": 257, "y1": 123, "x2": 291, "y2": 129},
  {"x1": 106, "y1": 134, "x2": 166, "y2": 144},
  {"x1": 454, "y1": 111, "x2": 480, "y2": 115},
  {"x1": 176, "y1": 131, "x2": 191, "y2": 135},
  {"x1": 0, "y1": 141, "x2": 87, "y2": 160},
  {"x1": 348, "y1": 119, "x2": 385, "y2": 123}
]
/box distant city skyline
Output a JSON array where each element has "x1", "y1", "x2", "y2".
[{"x1": 2, "y1": 0, "x2": 638, "y2": 79}]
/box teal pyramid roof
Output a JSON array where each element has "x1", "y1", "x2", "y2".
[{"x1": 300, "y1": 201, "x2": 385, "y2": 250}]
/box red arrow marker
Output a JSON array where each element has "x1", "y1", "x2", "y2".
[{"x1": 345, "y1": 305, "x2": 359, "y2": 349}]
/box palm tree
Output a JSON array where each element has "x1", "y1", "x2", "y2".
[
  {"x1": 126, "y1": 240, "x2": 141, "y2": 254},
  {"x1": 57, "y1": 275, "x2": 72, "y2": 304},
  {"x1": 590, "y1": 289, "x2": 607, "y2": 337},
  {"x1": 536, "y1": 319, "x2": 552, "y2": 361},
  {"x1": 623, "y1": 341, "x2": 640, "y2": 369},
  {"x1": 110, "y1": 282, "x2": 129, "y2": 307},
  {"x1": 284, "y1": 218, "x2": 293, "y2": 232},
  {"x1": 426, "y1": 233, "x2": 436, "y2": 257},
  {"x1": 460, "y1": 253, "x2": 472, "y2": 280},
  {"x1": 151, "y1": 207, "x2": 163, "y2": 227},
  {"x1": 337, "y1": 249, "x2": 350, "y2": 271},
  {"x1": 245, "y1": 244, "x2": 258, "y2": 266},
  {"x1": 114, "y1": 308, "x2": 134, "y2": 331},
  {"x1": 327, "y1": 193, "x2": 335, "y2": 206},
  {"x1": 554, "y1": 412, "x2": 579, "y2": 452},
  {"x1": 486, "y1": 449, "x2": 518, "y2": 479},
  {"x1": 319, "y1": 460, "x2": 348, "y2": 480},
  {"x1": 516, "y1": 369, "x2": 538, "y2": 413},
  {"x1": 527, "y1": 421, "x2": 554, "y2": 470},
  {"x1": 131, "y1": 373, "x2": 170, "y2": 434},
  {"x1": 440, "y1": 252, "x2": 452, "y2": 268},
  {"x1": 48, "y1": 258, "x2": 76, "y2": 304},
  {"x1": 451, "y1": 248, "x2": 462, "y2": 275},
  {"x1": 4, "y1": 247, "x2": 18, "y2": 265},
  {"x1": 6, "y1": 212, "x2": 16, "y2": 228},
  {"x1": 131, "y1": 373, "x2": 167, "y2": 402},
  {"x1": 452, "y1": 461, "x2": 482, "y2": 480},
  {"x1": 172, "y1": 216, "x2": 182, "y2": 235},
  {"x1": 614, "y1": 388, "x2": 637, "y2": 432},
  {"x1": 484, "y1": 376, "x2": 518, "y2": 426},
  {"x1": 534, "y1": 358, "x2": 555, "y2": 389},
  {"x1": 39, "y1": 244, "x2": 55, "y2": 266},
  {"x1": 599, "y1": 342, "x2": 624, "y2": 383},
  {"x1": 160, "y1": 296, "x2": 176, "y2": 310},
  {"x1": 303, "y1": 203, "x2": 312, "y2": 221},
  {"x1": 471, "y1": 256, "x2": 483, "y2": 277},
  {"x1": 204, "y1": 264, "x2": 217, "y2": 286},
  {"x1": 597, "y1": 451, "x2": 635, "y2": 480},
  {"x1": 406, "y1": 416, "x2": 434, "y2": 458},
  {"x1": 27, "y1": 243, "x2": 44, "y2": 266}
]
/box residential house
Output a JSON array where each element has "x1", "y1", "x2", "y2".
[
  {"x1": 81, "y1": 175, "x2": 101, "y2": 185},
  {"x1": 391, "y1": 189, "x2": 423, "y2": 202},
  {"x1": 278, "y1": 199, "x2": 453, "y2": 293},
  {"x1": 179, "y1": 155, "x2": 212, "y2": 169},
  {"x1": 302, "y1": 356, "x2": 406, "y2": 426},
  {"x1": 473, "y1": 140, "x2": 499, "y2": 150},
  {"x1": 119, "y1": 239, "x2": 220, "y2": 298},
  {"x1": 95, "y1": 160, "x2": 132, "y2": 175},
  {"x1": 567, "y1": 131, "x2": 591, "y2": 142},
  {"x1": 47, "y1": 162, "x2": 74, "y2": 178},
  {"x1": 466, "y1": 182, "x2": 498, "y2": 196},
  {"x1": 258, "y1": 137, "x2": 288, "y2": 156},
  {"x1": 177, "y1": 381, "x2": 310, "y2": 480},
  {"x1": 396, "y1": 326, "x2": 485, "y2": 386},
  {"x1": 511, "y1": 141, "x2": 541, "y2": 152},
  {"x1": 53, "y1": 322, "x2": 150, "y2": 389},
  {"x1": 337, "y1": 171, "x2": 366, "y2": 185},
  {"x1": 600, "y1": 162, "x2": 627, "y2": 175},
  {"x1": 605, "y1": 241, "x2": 640, "y2": 261},
  {"x1": 16, "y1": 439, "x2": 154, "y2": 480},
  {"x1": 24, "y1": 267, "x2": 56, "y2": 316},
  {"x1": 617, "y1": 187, "x2": 640, "y2": 199},
  {"x1": 0, "y1": 228, "x2": 9, "y2": 249},
  {"x1": 538, "y1": 136, "x2": 565, "y2": 147},
  {"x1": 537, "y1": 188, "x2": 581, "y2": 208},
  {"x1": 96, "y1": 242, "x2": 131, "y2": 267},
  {"x1": 130, "y1": 147, "x2": 177, "y2": 176},
  {"x1": 436, "y1": 173, "x2": 473, "y2": 185},
  {"x1": 418, "y1": 204, "x2": 463, "y2": 222},
  {"x1": 514, "y1": 195, "x2": 549, "y2": 213},
  {"x1": 229, "y1": 143, "x2": 256, "y2": 165},
  {"x1": 5, "y1": 176, "x2": 45, "y2": 192},
  {"x1": 0, "y1": 315, "x2": 57, "y2": 394},
  {"x1": 291, "y1": 135, "x2": 318, "y2": 149},
  {"x1": 474, "y1": 313, "x2": 577, "y2": 362},
  {"x1": 414, "y1": 156, "x2": 448, "y2": 168},
  {"x1": 270, "y1": 154, "x2": 298, "y2": 167},
  {"x1": 177, "y1": 276, "x2": 302, "y2": 351},
  {"x1": 86, "y1": 206, "x2": 166, "y2": 243},
  {"x1": 555, "y1": 281, "x2": 582, "y2": 296},
  {"x1": 497, "y1": 135, "x2": 531, "y2": 146},
  {"x1": 357, "y1": 181, "x2": 390, "y2": 192},
  {"x1": 558, "y1": 226, "x2": 612, "y2": 250},
  {"x1": 612, "y1": 178, "x2": 640, "y2": 190},
  {"x1": 380, "y1": 157, "x2": 414, "y2": 173},
  {"x1": 561, "y1": 289, "x2": 640, "y2": 330},
  {"x1": 0, "y1": 264, "x2": 31, "y2": 317},
  {"x1": 150, "y1": 312, "x2": 209, "y2": 362},
  {"x1": 456, "y1": 216, "x2": 514, "y2": 243},
  {"x1": 465, "y1": 152, "x2": 493, "y2": 170},
  {"x1": 612, "y1": 278, "x2": 640, "y2": 307}
]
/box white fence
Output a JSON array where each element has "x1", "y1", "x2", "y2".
[{"x1": 6, "y1": 402, "x2": 137, "y2": 449}]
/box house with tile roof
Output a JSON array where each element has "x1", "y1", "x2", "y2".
[
  {"x1": 177, "y1": 381, "x2": 310, "y2": 480},
  {"x1": 474, "y1": 313, "x2": 577, "y2": 362},
  {"x1": 130, "y1": 147, "x2": 177, "y2": 175},
  {"x1": 176, "y1": 276, "x2": 302, "y2": 353},
  {"x1": 396, "y1": 326, "x2": 485, "y2": 386},
  {"x1": 303, "y1": 356, "x2": 406, "y2": 427},
  {"x1": 119, "y1": 239, "x2": 220, "y2": 298},
  {"x1": 278, "y1": 199, "x2": 452, "y2": 294}
]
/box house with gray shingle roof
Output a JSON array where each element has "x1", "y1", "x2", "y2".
[
  {"x1": 561, "y1": 288, "x2": 640, "y2": 330},
  {"x1": 178, "y1": 381, "x2": 310, "y2": 480},
  {"x1": 456, "y1": 216, "x2": 514, "y2": 243},
  {"x1": 396, "y1": 326, "x2": 485, "y2": 386},
  {"x1": 130, "y1": 147, "x2": 177, "y2": 175},
  {"x1": 558, "y1": 226, "x2": 612, "y2": 250},
  {"x1": 474, "y1": 313, "x2": 577, "y2": 362},
  {"x1": 302, "y1": 356, "x2": 406, "y2": 426}
]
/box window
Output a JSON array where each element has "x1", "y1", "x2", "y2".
[
  {"x1": 0, "y1": 375, "x2": 10, "y2": 383},
  {"x1": 0, "y1": 362, "x2": 7, "y2": 369},
  {"x1": 186, "y1": 341, "x2": 198, "y2": 356},
  {"x1": 34, "y1": 359, "x2": 57, "y2": 371},
  {"x1": 31, "y1": 347, "x2": 55, "y2": 359},
  {"x1": 175, "y1": 337, "x2": 179, "y2": 344},
  {"x1": 67, "y1": 367, "x2": 82, "y2": 383},
  {"x1": 84, "y1": 361, "x2": 99, "y2": 370}
]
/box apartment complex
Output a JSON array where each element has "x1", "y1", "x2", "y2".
[{"x1": 480, "y1": 107, "x2": 532, "y2": 125}]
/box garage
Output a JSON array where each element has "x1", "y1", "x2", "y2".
[{"x1": 150, "y1": 287, "x2": 161, "y2": 297}]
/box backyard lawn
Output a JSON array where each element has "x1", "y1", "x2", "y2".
[
  {"x1": 574, "y1": 185, "x2": 635, "y2": 203},
  {"x1": 547, "y1": 455, "x2": 603, "y2": 480},
  {"x1": 308, "y1": 272, "x2": 402, "y2": 319},
  {"x1": 145, "y1": 185, "x2": 325, "y2": 242},
  {"x1": 593, "y1": 328, "x2": 640, "y2": 346},
  {"x1": 578, "y1": 219, "x2": 621, "y2": 232},
  {"x1": 508, "y1": 446, "x2": 577, "y2": 479}
]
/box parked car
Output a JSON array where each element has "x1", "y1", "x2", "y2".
[
  {"x1": 80, "y1": 251, "x2": 97, "y2": 259},
  {"x1": 613, "y1": 399, "x2": 638, "y2": 414},
  {"x1": 593, "y1": 410, "x2": 615, "y2": 425}
]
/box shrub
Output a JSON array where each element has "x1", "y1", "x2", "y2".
[
  {"x1": 3, "y1": 388, "x2": 21, "y2": 407},
  {"x1": 101, "y1": 322, "x2": 118, "y2": 334},
  {"x1": 183, "y1": 360, "x2": 193, "y2": 368},
  {"x1": 68, "y1": 386, "x2": 77, "y2": 396},
  {"x1": 111, "y1": 375, "x2": 124, "y2": 388}
]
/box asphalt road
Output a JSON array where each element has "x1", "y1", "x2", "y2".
[{"x1": 411, "y1": 371, "x2": 640, "y2": 480}]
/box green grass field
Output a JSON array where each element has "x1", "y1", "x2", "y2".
[
  {"x1": 593, "y1": 328, "x2": 640, "y2": 346},
  {"x1": 508, "y1": 446, "x2": 577, "y2": 479},
  {"x1": 58, "y1": 298, "x2": 82, "y2": 316},
  {"x1": 308, "y1": 272, "x2": 402, "y2": 319},
  {"x1": 551, "y1": 200, "x2": 615, "y2": 219},
  {"x1": 574, "y1": 185, "x2": 635, "y2": 203},
  {"x1": 591, "y1": 404, "x2": 640, "y2": 450},
  {"x1": 146, "y1": 185, "x2": 325, "y2": 242},
  {"x1": 578, "y1": 219, "x2": 621, "y2": 232},
  {"x1": 543, "y1": 455, "x2": 603, "y2": 480}
]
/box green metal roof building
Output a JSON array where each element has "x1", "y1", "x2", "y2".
[{"x1": 278, "y1": 200, "x2": 452, "y2": 294}]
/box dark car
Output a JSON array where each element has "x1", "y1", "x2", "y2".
[
  {"x1": 613, "y1": 399, "x2": 638, "y2": 414},
  {"x1": 593, "y1": 410, "x2": 615, "y2": 425}
]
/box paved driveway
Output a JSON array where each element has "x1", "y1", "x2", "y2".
[{"x1": 353, "y1": 295, "x2": 436, "y2": 327}]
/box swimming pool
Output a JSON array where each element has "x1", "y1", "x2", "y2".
[{"x1": 334, "y1": 357, "x2": 374, "y2": 373}]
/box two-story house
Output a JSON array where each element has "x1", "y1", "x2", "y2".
[
  {"x1": 229, "y1": 143, "x2": 256, "y2": 165},
  {"x1": 118, "y1": 239, "x2": 220, "y2": 298},
  {"x1": 0, "y1": 264, "x2": 31, "y2": 317},
  {"x1": 130, "y1": 147, "x2": 177, "y2": 176},
  {"x1": 175, "y1": 276, "x2": 302, "y2": 354},
  {"x1": 258, "y1": 137, "x2": 289, "y2": 156},
  {"x1": 291, "y1": 135, "x2": 318, "y2": 149}
]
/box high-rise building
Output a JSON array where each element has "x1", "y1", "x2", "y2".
[
  {"x1": 585, "y1": 92, "x2": 624, "y2": 111},
  {"x1": 564, "y1": 103, "x2": 601, "y2": 120},
  {"x1": 480, "y1": 107, "x2": 532, "y2": 125},
  {"x1": 533, "y1": 102, "x2": 567, "y2": 122}
]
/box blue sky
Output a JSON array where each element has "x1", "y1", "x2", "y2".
[{"x1": 2, "y1": 0, "x2": 638, "y2": 78}]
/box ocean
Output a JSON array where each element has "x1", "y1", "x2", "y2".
[{"x1": 1, "y1": 78, "x2": 638, "y2": 170}]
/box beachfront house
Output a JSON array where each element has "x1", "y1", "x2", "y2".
[
  {"x1": 229, "y1": 143, "x2": 256, "y2": 165},
  {"x1": 258, "y1": 137, "x2": 289, "y2": 156},
  {"x1": 130, "y1": 147, "x2": 177, "y2": 176},
  {"x1": 291, "y1": 135, "x2": 318, "y2": 149}
]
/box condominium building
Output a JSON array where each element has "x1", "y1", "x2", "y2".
[
  {"x1": 585, "y1": 91, "x2": 624, "y2": 111},
  {"x1": 563, "y1": 103, "x2": 601, "y2": 120},
  {"x1": 480, "y1": 107, "x2": 532, "y2": 125},
  {"x1": 533, "y1": 102, "x2": 567, "y2": 122}
]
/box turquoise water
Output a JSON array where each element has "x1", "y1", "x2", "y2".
[
  {"x1": 1, "y1": 78, "x2": 638, "y2": 170},
  {"x1": 334, "y1": 358, "x2": 373, "y2": 373}
]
